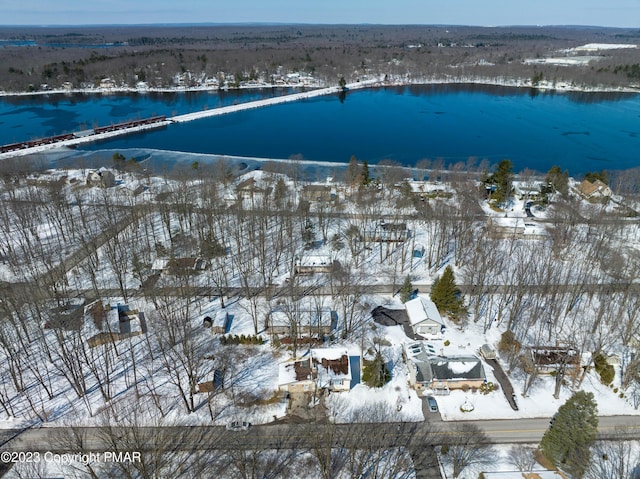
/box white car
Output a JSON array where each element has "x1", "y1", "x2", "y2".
[{"x1": 226, "y1": 421, "x2": 251, "y2": 431}]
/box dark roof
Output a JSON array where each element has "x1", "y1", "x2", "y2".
[
  {"x1": 381, "y1": 222, "x2": 407, "y2": 231},
  {"x1": 303, "y1": 184, "x2": 331, "y2": 192},
  {"x1": 429, "y1": 356, "x2": 485, "y2": 381},
  {"x1": 293, "y1": 359, "x2": 313, "y2": 381},
  {"x1": 320, "y1": 355, "x2": 349, "y2": 376},
  {"x1": 531, "y1": 347, "x2": 579, "y2": 366}
]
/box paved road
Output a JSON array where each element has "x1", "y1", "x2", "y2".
[{"x1": 3, "y1": 415, "x2": 640, "y2": 453}]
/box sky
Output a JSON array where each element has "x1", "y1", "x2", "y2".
[{"x1": 2, "y1": 0, "x2": 639, "y2": 28}]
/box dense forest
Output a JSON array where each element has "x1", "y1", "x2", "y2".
[{"x1": 0, "y1": 25, "x2": 639, "y2": 91}]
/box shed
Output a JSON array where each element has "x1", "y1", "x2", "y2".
[
  {"x1": 405, "y1": 296, "x2": 445, "y2": 338},
  {"x1": 480, "y1": 344, "x2": 496, "y2": 360}
]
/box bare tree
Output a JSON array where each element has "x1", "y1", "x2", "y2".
[
  {"x1": 585, "y1": 431, "x2": 640, "y2": 479},
  {"x1": 508, "y1": 445, "x2": 537, "y2": 472},
  {"x1": 442, "y1": 422, "x2": 497, "y2": 478}
]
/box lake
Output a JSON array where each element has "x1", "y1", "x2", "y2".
[{"x1": 1, "y1": 84, "x2": 639, "y2": 175}]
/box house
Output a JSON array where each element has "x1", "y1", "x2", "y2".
[
  {"x1": 486, "y1": 218, "x2": 548, "y2": 241},
  {"x1": 515, "y1": 182, "x2": 546, "y2": 202},
  {"x1": 235, "y1": 177, "x2": 272, "y2": 208},
  {"x1": 405, "y1": 296, "x2": 445, "y2": 338},
  {"x1": 364, "y1": 222, "x2": 409, "y2": 242},
  {"x1": 152, "y1": 257, "x2": 207, "y2": 276},
  {"x1": 99, "y1": 78, "x2": 116, "y2": 89},
  {"x1": 202, "y1": 312, "x2": 232, "y2": 334},
  {"x1": 529, "y1": 346, "x2": 580, "y2": 374},
  {"x1": 428, "y1": 356, "x2": 486, "y2": 393},
  {"x1": 278, "y1": 358, "x2": 316, "y2": 393},
  {"x1": 405, "y1": 344, "x2": 486, "y2": 393},
  {"x1": 404, "y1": 180, "x2": 453, "y2": 201},
  {"x1": 163, "y1": 257, "x2": 207, "y2": 275},
  {"x1": 479, "y1": 343, "x2": 496, "y2": 360},
  {"x1": 577, "y1": 179, "x2": 612, "y2": 199},
  {"x1": 83, "y1": 300, "x2": 145, "y2": 347},
  {"x1": 43, "y1": 298, "x2": 85, "y2": 330},
  {"x1": 294, "y1": 254, "x2": 334, "y2": 275},
  {"x1": 86, "y1": 168, "x2": 116, "y2": 188},
  {"x1": 301, "y1": 184, "x2": 334, "y2": 203},
  {"x1": 314, "y1": 349, "x2": 352, "y2": 392},
  {"x1": 405, "y1": 342, "x2": 435, "y2": 392},
  {"x1": 278, "y1": 348, "x2": 356, "y2": 393},
  {"x1": 267, "y1": 307, "x2": 338, "y2": 337}
]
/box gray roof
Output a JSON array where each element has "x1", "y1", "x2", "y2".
[{"x1": 429, "y1": 356, "x2": 485, "y2": 381}]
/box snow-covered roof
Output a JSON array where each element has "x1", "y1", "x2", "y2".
[
  {"x1": 405, "y1": 296, "x2": 443, "y2": 327},
  {"x1": 151, "y1": 258, "x2": 169, "y2": 270},
  {"x1": 430, "y1": 356, "x2": 485, "y2": 381},
  {"x1": 312, "y1": 348, "x2": 351, "y2": 388},
  {"x1": 278, "y1": 359, "x2": 312, "y2": 387},
  {"x1": 312, "y1": 348, "x2": 348, "y2": 362},
  {"x1": 295, "y1": 254, "x2": 332, "y2": 265}
]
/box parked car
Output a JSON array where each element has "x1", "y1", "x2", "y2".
[
  {"x1": 226, "y1": 421, "x2": 251, "y2": 431},
  {"x1": 426, "y1": 396, "x2": 438, "y2": 413}
]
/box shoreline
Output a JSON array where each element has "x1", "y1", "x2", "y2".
[
  {"x1": 1, "y1": 74, "x2": 638, "y2": 99},
  {"x1": 2, "y1": 76, "x2": 638, "y2": 170}
]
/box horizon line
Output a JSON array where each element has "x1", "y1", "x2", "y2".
[{"x1": 0, "y1": 22, "x2": 634, "y2": 30}]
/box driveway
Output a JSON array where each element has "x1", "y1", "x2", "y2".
[
  {"x1": 484, "y1": 357, "x2": 519, "y2": 410},
  {"x1": 371, "y1": 306, "x2": 417, "y2": 339}
]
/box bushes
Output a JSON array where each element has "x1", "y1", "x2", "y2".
[
  {"x1": 498, "y1": 330, "x2": 521, "y2": 354},
  {"x1": 479, "y1": 381, "x2": 499, "y2": 395},
  {"x1": 220, "y1": 334, "x2": 264, "y2": 345},
  {"x1": 593, "y1": 353, "x2": 615, "y2": 385}
]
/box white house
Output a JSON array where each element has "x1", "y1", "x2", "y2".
[
  {"x1": 405, "y1": 296, "x2": 445, "y2": 339},
  {"x1": 313, "y1": 348, "x2": 352, "y2": 392},
  {"x1": 294, "y1": 254, "x2": 333, "y2": 275}
]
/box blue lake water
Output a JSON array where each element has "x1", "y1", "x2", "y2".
[
  {"x1": 0, "y1": 88, "x2": 293, "y2": 143},
  {"x1": 1, "y1": 84, "x2": 639, "y2": 174}
]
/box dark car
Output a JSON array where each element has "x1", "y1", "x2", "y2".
[{"x1": 427, "y1": 396, "x2": 438, "y2": 413}]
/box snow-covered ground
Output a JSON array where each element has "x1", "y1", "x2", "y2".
[
  {"x1": 0, "y1": 164, "x2": 639, "y2": 479},
  {"x1": 568, "y1": 43, "x2": 638, "y2": 52}
]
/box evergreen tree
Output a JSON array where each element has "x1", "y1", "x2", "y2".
[
  {"x1": 273, "y1": 177, "x2": 288, "y2": 208},
  {"x1": 362, "y1": 351, "x2": 390, "y2": 388},
  {"x1": 302, "y1": 218, "x2": 316, "y2": 249},
  {"x1": 430, "y1": 266, "x2": 467, "y2": 321},
  {"x1": 545, "y1": 165, "x2": 569, "y2": 196},
  {"x1": 399, "y1": 275, "x2": 413, "y2": 303},
  {"x1": 584, "y1": 170, "x2": 609, "y2": 185},
  {"x1": 488, "y1": 159, "x2": 513, "y2": 205},
  {"x1": 540, "y1": 391, "x2": 598, "y2": 478},
  {"x1": 361, "y1": 160, "x2": 371, "y2": 186}
]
